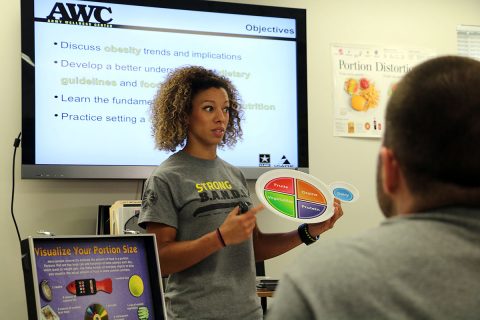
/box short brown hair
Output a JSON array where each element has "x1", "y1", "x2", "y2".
[{"x1": 384, "y1": 56, "x2": 480, "y2": 192}]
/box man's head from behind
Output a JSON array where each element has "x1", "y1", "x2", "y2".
[{"x1": 378, "y1": 56, "x2": 480, "y2": 216}]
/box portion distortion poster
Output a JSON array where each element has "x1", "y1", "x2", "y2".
[{"x1": 331, "y1": 44, "x2": 435, "y2": 138}]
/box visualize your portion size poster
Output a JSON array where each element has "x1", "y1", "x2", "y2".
[
  {"x1": 32, "y1": 237, "x2": 159, "y2": 319},
  {"x1": 331, "y1": 44, "x2": 435, "y2": 138}
]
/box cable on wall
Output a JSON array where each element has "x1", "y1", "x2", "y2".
[{"x1": 11, "y1": 132, "x2": 22, "y2": 244}]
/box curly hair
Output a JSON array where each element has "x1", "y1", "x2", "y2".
[{"x1": 150, "y1": 65, "x2": 243, "y2": 151}]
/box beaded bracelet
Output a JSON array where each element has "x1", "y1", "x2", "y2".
[{"x1": 298, "y1": 223, "x2": 319, "y2": 245}]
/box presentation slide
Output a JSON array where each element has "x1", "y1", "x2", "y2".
[{"x1": 31, "y1": 0, "x2": 300, "y2": 169}]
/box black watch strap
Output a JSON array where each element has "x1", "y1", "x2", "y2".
[{"x1": 298, "y1": 223, "x2": 319, "y2": 245}]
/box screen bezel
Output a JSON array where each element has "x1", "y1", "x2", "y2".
[{"x1": 21, "y1": 0, "x2": 308, "y2": 180}]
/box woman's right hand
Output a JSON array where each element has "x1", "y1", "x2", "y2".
[{"x1": 218, "y1": 204, "x2": 264, "y2": 245}]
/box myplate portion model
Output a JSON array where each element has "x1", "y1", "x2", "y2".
[{"x1": 255, "y1": 169, "x2": 334, "y2": 223}]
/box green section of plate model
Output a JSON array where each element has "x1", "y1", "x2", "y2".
[{"x1": 264, "y1": 190, "x2": 296, "y2": 218}]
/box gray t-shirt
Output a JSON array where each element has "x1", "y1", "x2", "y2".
[
  {"x1": 267, "y1": 207, "x2": 480, "y2": 320},
  {"x1": 139, "y1": 151, "x2": 262, "y2": 320}
]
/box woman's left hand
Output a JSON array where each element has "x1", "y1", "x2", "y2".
[{"x1": 306, "y1": 198, "x2": 344, "y2": 237}]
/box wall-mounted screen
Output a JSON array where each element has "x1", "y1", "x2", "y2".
[{"x1": 21, "y1": 0, "x2": 308, "y2": 179}]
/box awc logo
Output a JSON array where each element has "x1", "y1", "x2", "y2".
[{"x1": 47, "y1": 2, "x2": 113, "y2": 24}]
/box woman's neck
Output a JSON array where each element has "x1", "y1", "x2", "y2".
[{"x1": 183, "y1": 144, "x2": 217, "y2": 160}]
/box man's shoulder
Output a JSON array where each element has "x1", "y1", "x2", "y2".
[{"x1": 291, "y1": 223, "x2": 407, "y2": 280}]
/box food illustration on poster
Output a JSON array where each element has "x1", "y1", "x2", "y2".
[{"x1": 344, "y1": 77, "x2": 380, "y2": 112}]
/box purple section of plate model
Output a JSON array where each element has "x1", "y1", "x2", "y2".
[{"x1": 297, "y1": 200, "x2": 327, "y2": 219}]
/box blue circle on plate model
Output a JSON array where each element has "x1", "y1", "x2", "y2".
[{"x1": 333, "y1": 187, "x2": 354, "y2": 201}]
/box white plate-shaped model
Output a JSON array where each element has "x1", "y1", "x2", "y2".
[
  {"x1": 329, "y1": 181, "x2": 360, "y2": 202},
  {"x1": 255, "y1": 169, "x2": 334, "y2": 223}
]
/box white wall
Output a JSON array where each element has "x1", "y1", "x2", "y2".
[{"x1": 1, "y1": 0, "x2": 479, "y2": 317}]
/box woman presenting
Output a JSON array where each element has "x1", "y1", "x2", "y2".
[{"x1": 139, "y1": 66, "x2": 343, "y2": 319}]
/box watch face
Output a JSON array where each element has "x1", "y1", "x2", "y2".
[{"x1": 255, "y1": 169, "x2": 334, "y2": 223}]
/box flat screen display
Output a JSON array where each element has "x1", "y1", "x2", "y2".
[
  {"x1": 21, "y1": 0, "x2": 308, "y2": 179},
  {"x1": 21, "y1": 235, "x2": 166, "y2": 319}
]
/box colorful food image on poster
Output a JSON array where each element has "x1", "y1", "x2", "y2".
[
  {"x1": 255, "y1": 169, "x2": 334, "y2": 223},
  {"x1": 344, "y1": 77, "x2": 380, "y2": 112}
]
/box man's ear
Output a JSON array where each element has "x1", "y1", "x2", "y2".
[{"x1": 380, "y1": 146, "x2": 400, "y2": 195}]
